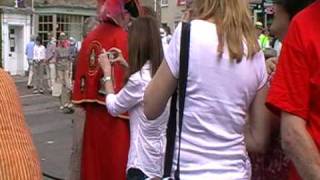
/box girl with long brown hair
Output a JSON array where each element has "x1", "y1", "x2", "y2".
[
  {"x1": 98, "y1": 16, "x2": 169, "y2": 180},
  {"x1": 144, "y1": 0, "x2": 275, "y2": 179}
]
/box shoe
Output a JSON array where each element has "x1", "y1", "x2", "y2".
[
  {"x1": 27, "y1": 85, "x2": 33, "y2": 89},
  {"x1": 63, "y1": 108, "x2": 74, "y2": 114},
  {"x1": 69, "y1": 108, "x2": 75, "y2": 114},
  {"x1": 33, "y1": 90, "x2": 39, "y2": 94},
  {"x1": 39, "y1": 89, "x2": 44, "y2": 94}
]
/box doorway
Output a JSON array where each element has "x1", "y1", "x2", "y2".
[{"x1": 7, "y1": 25, "x2": 24, "y2": 75}]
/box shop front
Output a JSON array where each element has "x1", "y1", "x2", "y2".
[{"x1": 35, "y1": 5, "x2": 96, "y2": 46}]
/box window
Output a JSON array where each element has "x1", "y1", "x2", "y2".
[
  {"x1": 38, "y1": 14, "x2": 86, "y2": 46},
  {"x1": 38, "y1": 15, "x2": 53, "y2": 46},
  {"x1": 57, "y1": 14, "x2": 82, "y2": 41},
  {"x1": 9, "y1": 28, "x2": 15, "y2": 52},
  {"x1": 17, "y1": 0, "x2": 25, "y2": 8},
  {"x1": 161, "y1": 0, "x2": 168, "y2": 7}
]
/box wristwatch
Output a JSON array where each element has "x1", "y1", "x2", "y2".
[{"x1": 101, "y1": 76, "x2": 112, "y2": 84}]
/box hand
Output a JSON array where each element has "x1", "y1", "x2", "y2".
[
  {"x1": 98, "y1": 49, "x2": 112, "y2": 76},
  {"x1": 266, "y1": 57, "x2": 278, "y2": 75},
  {"x1": 108, "y1": 48, "x2": 128, "y2": 68}
]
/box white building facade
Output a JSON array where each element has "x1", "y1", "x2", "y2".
[
  {"x1": 1, "y1": 7, "x2": 32, "y2": 75},
  {"x1": 161, "y1": 0, "x2": 184, "y2": 30}
]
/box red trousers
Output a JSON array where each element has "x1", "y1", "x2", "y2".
[{"x1": 81, "y1": 104, "x2": 130, "y2": 180}]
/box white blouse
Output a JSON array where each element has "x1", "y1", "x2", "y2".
[
  {"x1": 165, "y1": 20, "x2": 268, "y2": 180},
  {"x1": 106, "y1": 62, "x2": 169, "y2": 178}
]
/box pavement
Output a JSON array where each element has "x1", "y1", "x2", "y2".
[{"x1": 14, "y1": 75, "x2": 74, "y2": 180}]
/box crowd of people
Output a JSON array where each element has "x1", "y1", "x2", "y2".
[
  {"x1": 72, "y1": 0, "x2": 320, "y2": 179},
  {"x1": 25, "y1": 32, "x2": 79, "y2": 113},
  {"x1": 0, "y1": 0, "x2": 319, "y2": 179}
]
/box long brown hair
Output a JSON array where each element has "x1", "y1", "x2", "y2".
[
  {"x1": 192, "y1": 0, "x2": 260, "y2": 61},
  {"x1": 127, "y1": 16, "x2": 163, "y2": 80}
]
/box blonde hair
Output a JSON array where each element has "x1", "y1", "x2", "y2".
[{"x1": 192, "y1": 0, "x2": 260, "y2": 61}]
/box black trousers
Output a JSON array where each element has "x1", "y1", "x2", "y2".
[{"x1": 127, "y1": 168, "x2": 148, "y2": 180}]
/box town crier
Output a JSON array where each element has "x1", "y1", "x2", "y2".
[{"x1": 72, "y1": 0, "x2": 143, "y2": 179}]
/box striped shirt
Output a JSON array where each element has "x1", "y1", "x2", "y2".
[{"x1": 0, "y1": 69, "x2": 42, "y2": 180}]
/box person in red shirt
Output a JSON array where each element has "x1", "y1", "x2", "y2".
[
  {"x1": 72, "y1": 0, "x2": 143, "y2": 179},
  {"x1": 250, "y1": 1, "x2": 315, "y2": 180},
  {"x1": 267, "y1": 1, "x2": 320, "y2": 179}
]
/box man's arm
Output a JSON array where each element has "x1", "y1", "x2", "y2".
[
  {"x1": 281, "y1": 112, "x2": 320, "y2": 180},
  {"x1": 246, "y1": 85, "x2": 279, "y2": 153}
]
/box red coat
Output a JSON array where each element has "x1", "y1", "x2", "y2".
[
  {"x1": 72, "y1": 22, "x2": 130, "y2": 180},
  {"x1": 73, "y1": 23, "x2": 128, "y2": 105}
]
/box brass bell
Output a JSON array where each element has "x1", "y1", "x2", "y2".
[{"x1": 98, "y1": 77, "x2": 107, "y2": 95}]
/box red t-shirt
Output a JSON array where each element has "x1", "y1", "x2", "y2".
[{"x1": 267, "y1": 1, "x2": 320, "y2": 180}]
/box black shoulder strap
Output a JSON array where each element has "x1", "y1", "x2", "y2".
[
  {"x1": 163, "y1": 91, "x2": 177, "y2": 177},
  {"x1": 163, "y1": 22, "x2": 191, "y2": 179},
  {"x1": 174, "y1": 21, "x2": 191, "y2": 180}
]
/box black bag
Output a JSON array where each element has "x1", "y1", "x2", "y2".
[{"x1": 163, "y1": 22, "x2": 191, "y2": 180}]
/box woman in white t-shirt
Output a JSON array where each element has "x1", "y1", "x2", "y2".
[
  {"x1": 98, "y1": 16, "x2": 169, "y2": 180},
  {"x1": 144, "y1": 0, "x2": 275, "y2": 179}
]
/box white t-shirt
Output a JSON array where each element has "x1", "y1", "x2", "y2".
[
  {"x1": 165, "y1": 20, "x2": 268, "y2": 180},
  {"x1": 106, "y1": 62, "x2": 169, "y2": 178},
  {"x1": 33, "y1": 45, "x2": 46, "y2": 62}
]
